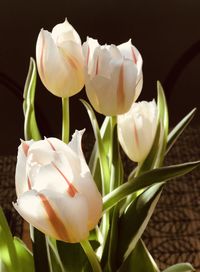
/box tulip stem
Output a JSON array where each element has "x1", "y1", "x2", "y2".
[
  {"x1": 62, "y1": 97, "x2": 70, "y2": 144},
  {"x1": 80, "y1": 240, "x2": 102, "y2": 272}
]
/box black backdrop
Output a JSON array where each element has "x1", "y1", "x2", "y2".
[{"x1": 0, "y1": 0, "x2": 200, "y2": 154}]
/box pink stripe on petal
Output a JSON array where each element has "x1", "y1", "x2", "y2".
[
  {"x1": 22, "y1": 142, "x2": 29, "y2": 156},
  {"x1": 133, "y1": 121, "x2": 139, "y2": 147},
  {"x1": 52, "y1": 162, "x2": 78, "y2": 197},
  {"x1": 117, "y1": 64, "x2": 125, "y2": 111},
  {"x1": 38, "y1": 193, "x2": 70, "y2": 241},
  {"x1": 27, "y1": 177, "x2": 32, "y2": 190},
  {"x1": 131, "y1": 46, "x2": 137, "y2": 64},
  {"x1": 95, "y1": 55, "x2": 99, "y2": 75},
  {"x1": 45, "y1": 138, "x2": 56, "y2": 151}
]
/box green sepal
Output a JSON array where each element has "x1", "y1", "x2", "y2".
[
  {"x1": 23, "y1": 57, "x2": 41, "y2": 141},
  {"x1": 103, "y1": 160, "x2": 200, "y2": 212},
  {"x1": 117, "y1": 183, "x2": 162, "y2": 265},
  {"x1": 0, "y1": 207, "x2": 19, "y2": 272},
  {"x1": 118, "y1": 239, "x2": 160, "y2": 272},
  {"x1": 162, "y1": 263, "x2": 195, "y2": 272},
  {"x1": 166, "y1": 108, "x2": 196, "y2": 155},
  {"x1": 13, "y1": 237, "x2": 34, "y2": 272}
]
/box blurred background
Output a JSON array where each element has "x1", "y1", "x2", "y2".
[{"x1": 0, "y1": 0, "x2": 200, "y2": 154}]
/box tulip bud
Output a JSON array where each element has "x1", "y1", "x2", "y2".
[
  {"x1": 36, "y1": 19, "x2": 84, "y2": 97},
  {"x1": 13, "y1": 130, "x2": 102, "y2": 243},
  {"x1": 83, "y1": 37, "x2": 143, "y2": 116},
  {"x1": 118, "y1": 100, "x2": 157, "y2": 163}
]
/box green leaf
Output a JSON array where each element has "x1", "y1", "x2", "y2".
[
  {"x1": 23, "y1": 57, "x2": 41, "y2": 141},
  {"x1": 57, "y1": 241, "x2": 92, "y2": 272},
  {"x1": 89, "y1": 116, "x2": 111, "y2": 174},
  {"x1": 89, "y1": 117, "x2": 111, "y2": 192},
  {"x1": 117, "y1": 183, "x2": 163, "y2": 265},
  {"x1": 106, "y1": 122, "x2": 124, "y2": 271},
  {"x1": 118, "y1": 239, "x2": 160, "y2": 272},
  {"x1": 31, "y1": 228, "x2": 51, "y2": 272},
  {"x1": 103, "y1": 160, "x2": 200, "y2": 212},
  {"x1": 162, "y1": 263, "x2": 195, "y2": 272},
  {"x1": 156, "y1": 81, "x2": 169, "y2": 166},
  {"x1": 0, "y1": 260, "x2": 9, "y2": 272},
  {"x1": 166, "y1": 108, "x2": 196, "y2": 155},
  {"x1": 48, "y1": 238, "x2": 64, "y2": 272},
  {"x1": 13, "y1": 237, "x2": 34, "y2": 272},
  {"x1": 81, "y1": 99, "x2": 110, "y2": 196},
  {"x1": 0, "y1": 207, "x2": 19, "y2": 272}
]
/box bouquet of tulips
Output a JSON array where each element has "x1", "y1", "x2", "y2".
[{"x1": 0, "y1": 19, "x2": 199, "y2": 272}]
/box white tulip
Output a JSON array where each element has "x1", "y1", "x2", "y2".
[
  {"x1": 14, "y1": 130, "x2": 102, "y2": 243},
  {"x1": 118, "y1": 100, "x2": 157, "y2": 162},
  {"x1": 83, "y1": 38, "x2": 143, "y2": 116},
  {"x1": 36, "y1": 19, "x2": 84, "y2": 97}
]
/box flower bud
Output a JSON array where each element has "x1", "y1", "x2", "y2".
[
  {"x1": 118, "y1": 100, "x2": 157, "y2": 162},
  {"x1": 36, "y1": 19, "x2": 84, "y2": 97},
  {"x1": 14, "y1": 130, "x2": 102, "y2": 243},
  {"x1": 83, "y1": 38, "x2": 143, "y2": 116}
]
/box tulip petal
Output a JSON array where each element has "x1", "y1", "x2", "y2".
[
  {"x1": 13, "y1": 190, "x2": 58, "y2": 239},
  {"x1": 28, "y1": 162, "x2": 70, "y2": 194},
  {"x1": 15, "y1": 140, "x2": 33, "y2": 197},
  {"x1": 58, "y1": 40, "x2": 84, "y2": 95},
  {"x1": 68, "y1": 130, "x2": 88, "y2": 173},
  {"x1": 83, "y1": 37, "x2": 100, "y2": 73},
  {"x1": 68, "y1": 130, "x2": 102, "y2": 228},
  {"x1": 118, "y1": 40, "x2": 143, "y2": 70},
  {"x1": 85, "y1": 58, "x2": 138, "y2": 115},
  {"x1": 118, "y1": 100, "x2": 157, "y2": 162},
  {"x1": 13, "y1": 189, "x2": 89, "y2": 242},
  {"x1": 46, "y1": 190, "x2": 89, "y2": 242},
  {"x1": 52, "y1": 19, "x2": 81, "y2": 46},
  {"x1": 36, "y1": 29, "x2": 74, "y2": 97}
]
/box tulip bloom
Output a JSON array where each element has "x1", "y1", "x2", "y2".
[
  {"x1": 13, "y1": 130, "x2": 102, "y2": 243},
  {"x1": 83, "y1": 38, "x2": 143, "y2": 116},
  {"x1": 36, "y1": 19, "x2": 84, "y2": 97},
  {"x1": 118, "y1": 100, "x2": 157, "y2": 163}
]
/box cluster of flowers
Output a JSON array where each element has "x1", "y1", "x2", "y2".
[{"x1": 14, "y1": 19, "x2": 157, "y2": 243}]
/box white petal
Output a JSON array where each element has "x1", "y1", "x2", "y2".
[
  {"x1": 36, "y1": 29, "x2": 72, "y2": 97},
  {"x1": 28, "y1": 162, "x2": 69, "y2": 194},
  {"x1": 83, "y1": 37, "x2": 100, "y2": 74},
  {"x1": 118, "y1": 100, "x2": 157, "y2": 162},
  {"x1": 45, "y1": 190, "x2": 89, "y2": 242},
  {"x1": 68, "y1": 130, "x2": 102, "y2": 228},
  {"x1": 68, "y1": 130, "x2": 88, "y2": 174},
  {"x1": 52, "y1": 19, "x2": 81, "y2": 46},
  {"x1": 74, "y1": 172, "x2": 102, "y2": 229},
  {"x1": 13, "y1": 190, "x2": 57, "y2": 238},
  {"x1": 15, "y1": 140, "x2": 34, "y2": 197}
]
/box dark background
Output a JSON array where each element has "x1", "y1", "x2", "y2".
[{"x1": 0, "y1": 0, "x2": 200, "y2": 154}]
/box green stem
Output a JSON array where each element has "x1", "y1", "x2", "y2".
[
  {"x1": 62, "y1": 97, "x2": 70, "y2": 144},
  {"x1": 80, "y1": 240, "x2": 102, "y2": 272}
]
